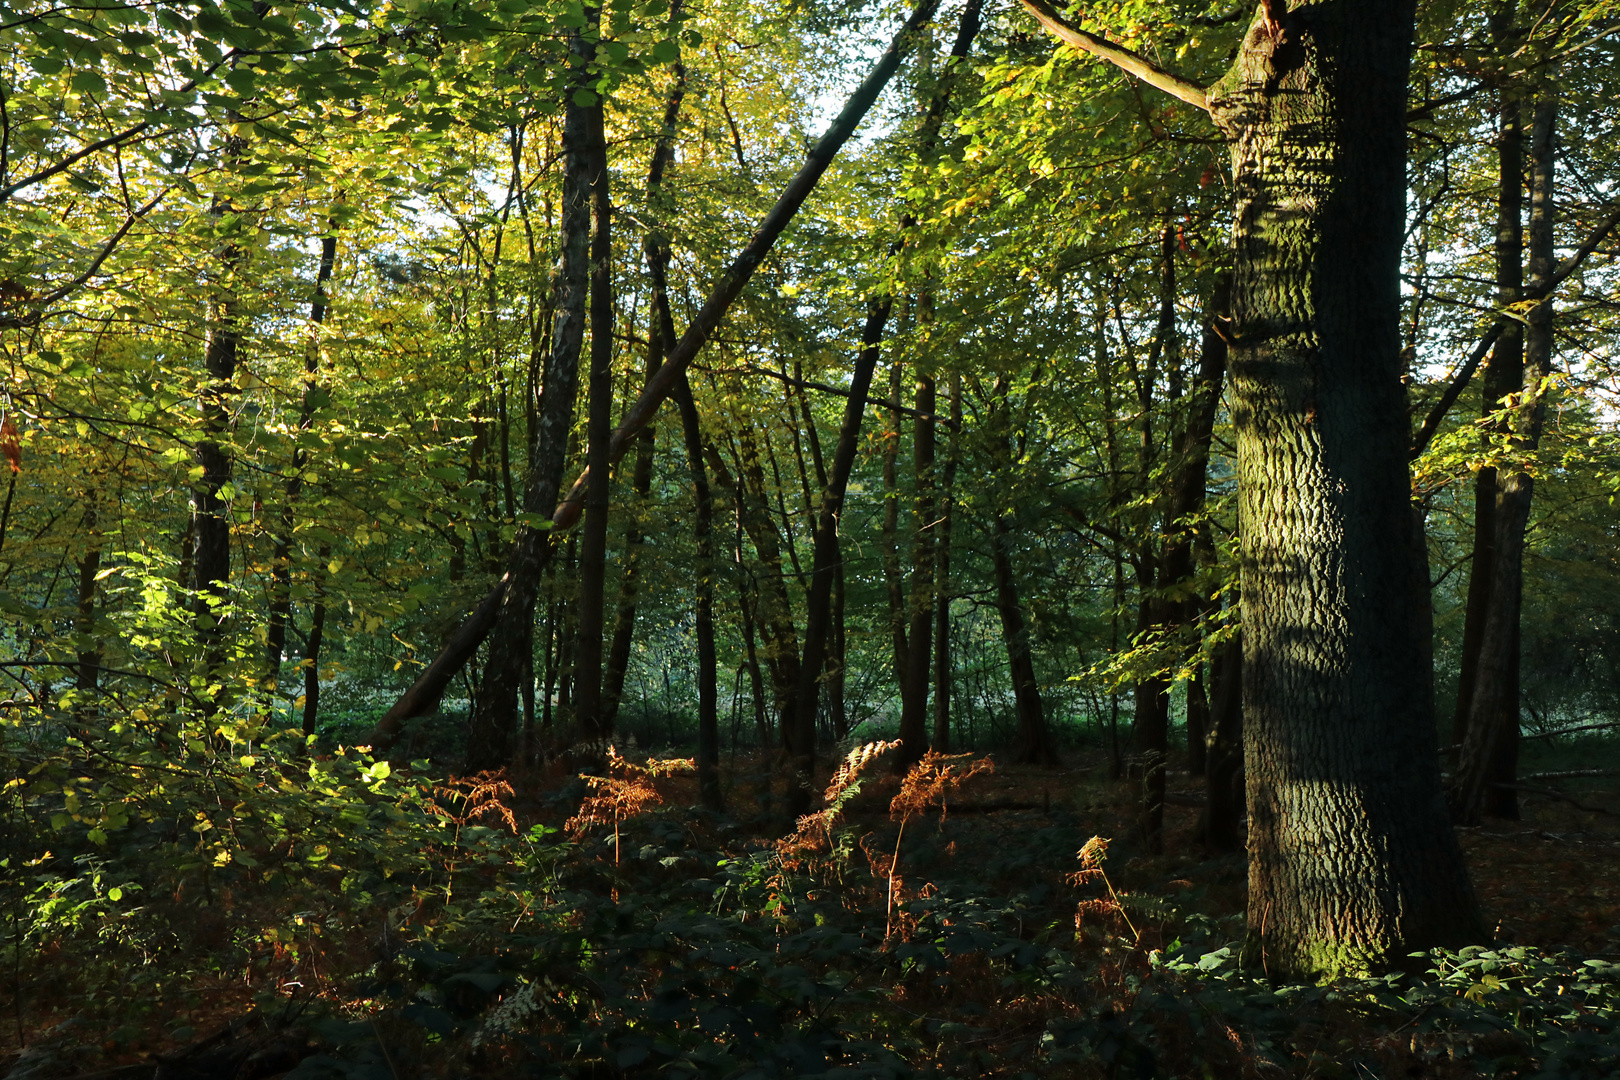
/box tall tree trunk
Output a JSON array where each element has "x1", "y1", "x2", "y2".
[
  {"x1": 1453, "y1": 95, "x2": 1556, "y2": 826},
  {"x1": 192, "y1": 178, "x2": 247, "y2": 709},
  {"x1": 1021, "y1": 0, "x2": 1485, "y2": 979},
  {"x1": 1166, "y1": 275, "x2": 1231, "y2": 777},
  {"x1": 880, "y1": 361, "x2": 909, "y2": 692},
  {"x1": 896, "y1": 374, "x2": 936, "y2": 769},
  {"x1": 1130, "y1": 224, "x2": 1179, "y2": 855},
  {"x1": 990, "y1": 512, "x2": 1056, "y2": 766},
  {"x1": 785, "y1": 298, "x2": 892, "y2": 807},
  {"x1": 1453, "y1": 49, "x2": 1523, "y2": 751},
  {"x1": 573, "y1": 62, "x2": 616, "y2": 745},
  {"x1": 461, "y1": 18, "x2": 597, "y2": 770},
  {"x1": 1209, "y1": 1, "x2": 1484, "y2": 975},
  {"x1": 1199, "y1": 629, "x2": 1244, "y2": 852},
  {"x1": 265, "y1": 232, "x2": 337, "y2": 695},
  {"x1": 673, "y1": 373, "x2": 722, "y2": 808},
  {"x1": 932, "y1": 375, "x2": 961, "y2": 752},
  {"x1": 74, "y1": 493, "x2": 101, "y2": 710}
]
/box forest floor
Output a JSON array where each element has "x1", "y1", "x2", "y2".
[{"x1": 3, "y1": 737, "x2": 1618, "y2": 1079}]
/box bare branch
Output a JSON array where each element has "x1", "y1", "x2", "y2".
[{"x1": 1016, "y1": 0, "x2": 1209, "y2": 112}]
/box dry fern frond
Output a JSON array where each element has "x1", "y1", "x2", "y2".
[
  {"x1": 889, "y1": 750, "x2": 995, "y2": 826},
  {"x1": 430, "y1": 771, "x2": 518, "y2": 834},
  {"x1": 1071, "y1": 835, "x2": 1137, "y2": 940},
  {"x1": 779, "y1": 740, "x2": 901, "y2": 864},
  {"x1": 565, "y1": 746, "x2": 695, "y2": 862}
]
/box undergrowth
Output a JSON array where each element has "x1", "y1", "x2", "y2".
[{"x1": 2, "y1": 735, "x2": 1618, "y2": 1079}]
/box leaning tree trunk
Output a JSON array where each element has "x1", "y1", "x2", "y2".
[
  {"x1": 1209, "y1": 0, "x2": 1484, "y2": 975},
  {"x1": 1453, "y1": 95, "x2": 1556, "y2": 827}
]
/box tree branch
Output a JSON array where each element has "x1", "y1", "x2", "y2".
[
  {"x1": 1410, "y1": 198, "x2": 1620, "y2": 459},
  {"x1": 1016, "y1": 0, "x2": 1209, "y2": 113}
]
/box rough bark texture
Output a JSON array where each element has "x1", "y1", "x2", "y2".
[
  {"x1": 1453, "y1": 96, "x2": 1556, "y2": 827},
  {"x1": 1208, "y1": 0, "x2": 1483, "y2": 976}
]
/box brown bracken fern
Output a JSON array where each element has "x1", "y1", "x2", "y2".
[
  {"x1": 1070, "y1": 835, "x2": 1138, "y2": 941},
  {"x1": 565, "y1": 746, "x2": 694, "y2": 863}
]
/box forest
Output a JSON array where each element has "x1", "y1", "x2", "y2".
[{"x1": 2, "y1": 0, "x2": 1619, "y2": 1074}]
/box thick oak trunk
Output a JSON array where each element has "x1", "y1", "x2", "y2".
[{"x1": 1208, "y1": 1, "x2": 1483, "y2": 976}]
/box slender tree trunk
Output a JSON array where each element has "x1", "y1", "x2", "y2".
[
  {"x1": 1207, "y1": 0, "x2": 1483, "y2": 975},
  {"x1": 192, "y1": 181, "x2": 247, "y2": 708},
  {"x1": 573, "y1": 68, "x2": 616, "y2": 745},
  {"x1": 1199, "y1": 629, "x2": 1244, "y2": 852},
  {"x1": 1164, "y1": 273, "x2": 1231, "y2": 778},
  {"x1": 831, "y1": 556, "x2": 848, "y2": 739},
  {"x1": 461, "y1": 19, "x2": 597, "y2": 770},
  {"x1": 673, "y1": 374, "x2": 722, "y2": 808},
  {"x1": 896, "y1": 374, "x2": 936, "y2": 769},
  {"x1": 880, "y1": 361, "x2": 909, "y2": 691},
  {"x1": 991, "y1": 512, "x2": 1056, "y2": 766},
  {"x1": 932, "y1": 375, "x2": 961, "y2": 751},
  {"x1": 1454, "y1": 70, "x2": 1522, "y2": 750},
  {"x1": 1130, "y1": 224, "x2": 1178, "y2": 855},
  {"x1": 785, "y1": 298, "x2": 892, "y2": 806},
  {"x1": 1453, "y1": 95, "x2": 1556, "y2": 826},
  {"x1": 265, "y1": 232, "x2": 337, "y2": 695},
  {"x1": 74, "y1": 494, "x2": 101, "y2": 711}
]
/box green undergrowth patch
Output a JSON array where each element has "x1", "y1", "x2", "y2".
[{"x1": 3, "y1": 740, "x2": 1619, "y2": 1078}]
